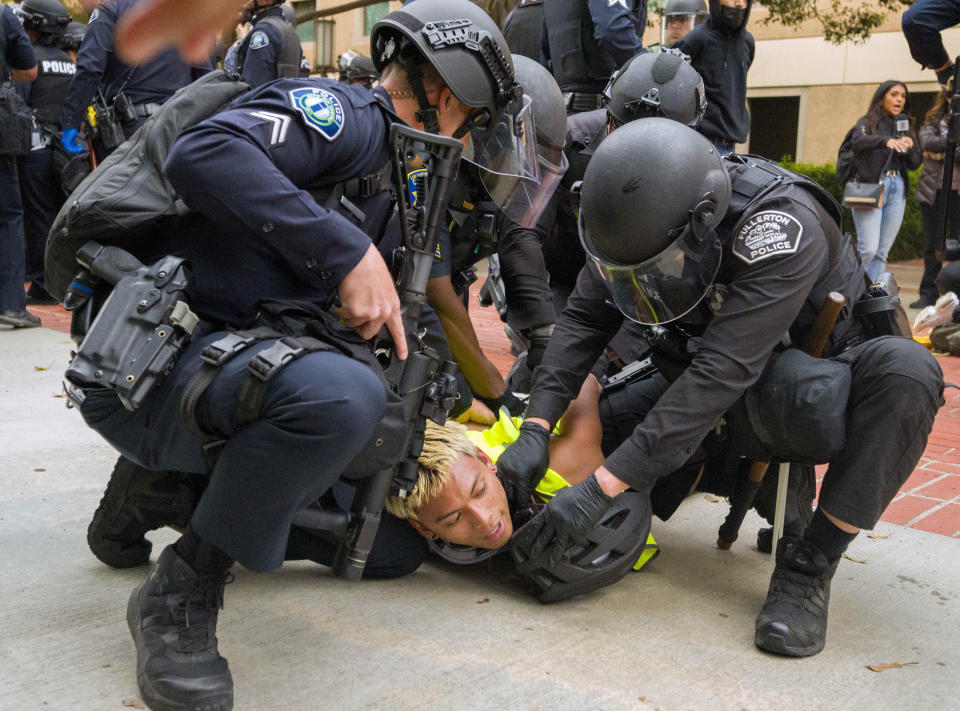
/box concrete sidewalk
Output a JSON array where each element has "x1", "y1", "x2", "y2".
[{"x1": 1, "y1": 327, "x2": 958, "y2": 711}]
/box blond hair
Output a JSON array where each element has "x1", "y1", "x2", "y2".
[{"x1": 385, "y1": 419, "x2": 479, "y2": 519}]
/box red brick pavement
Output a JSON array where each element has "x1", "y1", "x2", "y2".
[{"x1": 26, "y1": 276, "x2": 960, "y2": 538}]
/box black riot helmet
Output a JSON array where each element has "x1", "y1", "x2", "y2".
[
  {"x1": 500, "y1": 55, "x2": 568, "y2": 227},
  {"x1": 371, "y1": 0, "x2": 543, "y2": 227},
  {"x1": 16, "y1": 0, "x2": 71, "y2": 39},
  {"x1": 603, "y1": 49, "x2": 706, "y2": 129},
  {"x1": 578, "y1": 118, "x2": 731, "y2": 325},
  {"x1": 60, "y1": 21, "x2": 85, "y2": 52},
  {"x1": 661, "y1": 0, "x2": 707, "y2": 46},
  {"x1": 511, "y1": 491, "x2": 653, "y2": 603},
  {"x1": 338, "y1": 50, "x2": 379, "y2": 86}
]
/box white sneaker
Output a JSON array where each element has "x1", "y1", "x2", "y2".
[{"x1": 913, "y1": 291, "x2": 960, "y2": 335}]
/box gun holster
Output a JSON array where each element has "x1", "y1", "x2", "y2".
[
  {"x1": 64, "y1": 242, "x2": 199, "y2": 411},
  {"x1": 93, "y1": 96, "x2": 126, "y2": 149},
  {"x1": 852, "y1": 271, "x2": 911, "y2": 338}
]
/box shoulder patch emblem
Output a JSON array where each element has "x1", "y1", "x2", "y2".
[
  {"x1": 289, "y1": 87, "x2": 345, "y2": 142},
  {"x1": 248, "y1": 30, "x2": 269, "y2": 50},
  {"x1": 89, "y1": 8, "x2": 100, "y2": 22},
  {"x1": 732, "y1": 210, "x2": 803, "y2": 265}
]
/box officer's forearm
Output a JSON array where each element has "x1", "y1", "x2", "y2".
[{"x1": 427, "y1": 277, "x2": 506, "y2": 399}]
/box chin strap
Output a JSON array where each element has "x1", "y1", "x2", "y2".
[{"x1": 402, "y1": 58, "x2": 440, "y2": 134}]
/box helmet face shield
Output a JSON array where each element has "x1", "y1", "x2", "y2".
[
  {"x1": 581, "y1": 214, "x2": 722, "y2": 325},
  {"x1": 467, "y1": 95, "x2": 549, "y2": 227},
  {"x1": 662, "y1": 12, "x2": 703, "y2": 46}
]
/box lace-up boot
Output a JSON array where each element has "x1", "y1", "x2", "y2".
[
  {"x1": 755, "y1": 537, "x2": 839, "y2": 657},
  {"x1": 88, "y1": 457, "x2": 202, "y2": 568},
  {"x1": 127, "y1": 546, "x2": 234, "y2": 711}
]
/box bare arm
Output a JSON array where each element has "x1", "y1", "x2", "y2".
[
  {"x1": 426, "y1": 275, "x2": 506, "y2": 399},
  {"x1": 11, "y1": 65, "x2": 37, "y2": 82}
]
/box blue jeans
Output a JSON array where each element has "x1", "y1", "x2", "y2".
[
  {"x1": 0, "y1": 156, "x2": 26, "y2": 311},
  {"x1": 851, "y1": 173, "x2": 906, "y2": 281},
  {"x1": 902, "y1": 0, "x2": 960, "y2": 70}
]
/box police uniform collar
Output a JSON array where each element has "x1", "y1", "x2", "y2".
[{"x1": 371, "y1": 86, "x2": 406, "y2": 125}]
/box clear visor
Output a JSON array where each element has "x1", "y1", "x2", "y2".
[
  {"x1": 580, "y1": 217, "x2": 722, "y2": 325},
  {"x1": 661, "y1": 13, "x2": 701, "y2": 46},
  {"x1": 465, "y1": 95, "x2": 548, "y2": 227}
]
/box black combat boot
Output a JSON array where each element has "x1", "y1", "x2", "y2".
[
  {"x1": 88, "y1": 456, "x2": 203, "y2": 568},
  {"x1": 127, "y1": 545, "x2": 234, "y2": 711},
  {"x1": 755, "y1": 537, "x2": 839, "y2": 657}
]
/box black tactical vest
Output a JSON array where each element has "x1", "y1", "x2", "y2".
[
  {"x1": 29, "y1": 43, "x2": 75, "y2": 126},
  {"x1": 504, "y1": 0, "x2": 544, "y2": 62},
  {"x1": 542, "y1": 0, "x2": 641, "y2": 92},
  {"x1": 238, "y1": 10, "x2": 302, "y2": 80}
]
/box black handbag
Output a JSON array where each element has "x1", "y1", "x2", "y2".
[
  {"x1": 843, "y1": 149, "x2": 895, "y2": 209},
  {"x1": 842, "y1": 179, "x2": 885, "y2": 209}
]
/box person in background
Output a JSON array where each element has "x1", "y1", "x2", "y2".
[
  {"x1": 0, "y1": 1, "x2": 40, "y2": 329},
  {"x1": 233, "y1": 0, "x2": 303, "y2": 88},
  {"x1": 902, "y1": 0, "x2": 960, "y2": 89},
  {"x1": 60, "y1": 21, "x2": 85, "y2": 62},
  {"x1": 847, "y1": 80, "x2": 922, "y2": 281},
  {"x1": 660, "y1": 0, "x2": 707, "y2": 48},
  {"x1": 673, "y1": 0, "x2": 753, "y2": 155},
  {"x1": 912, "y1": 88, "x2": 960, "y2": 308},
  {"x1": 15, "y1": 0, "x2": 74, "y2": 307},
  {"x1": 59, "y1": 0, "x2": 211, "y2": 161},
  {"x1": 337, "y1": 50, "x2": 378, "y2": 89},
  {"x1": 540, "y1": 0, "x2": 647, "y2": 114}
]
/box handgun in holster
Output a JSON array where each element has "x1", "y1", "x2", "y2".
[{"x1": 64, "y1": 241, "x2": 199, "y2": 411}]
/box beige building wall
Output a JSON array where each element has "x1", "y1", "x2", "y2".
[{"x1": 645, "y1": 3, "x2": 954, "y2": 164}]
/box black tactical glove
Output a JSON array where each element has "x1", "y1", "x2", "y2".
[
  {"x1": 511, "y1": 474, "x2": 613, "y2": 566},
  {"x1": 524, "y1": 324, "x2": 554, "y2": 370},
  {"x1": 478, "y1": 389, "x2": 525, "y2": 418},
  {"x1": 495, "y1": 421, "x2": 551, "y2": 508}
]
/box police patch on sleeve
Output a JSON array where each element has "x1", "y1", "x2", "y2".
[
  {"x1": 732, "y1": 210, "x2": 803, "y2": 265},
  {"x1": 89, "y1": 7, "x2": 100, "y2": 22},
  {"x1": 289, "y1": 87, "x2": 345, "y2": 142},
  {"x1": 248, "y1": 31, "x2": 269, "y2": 50}
]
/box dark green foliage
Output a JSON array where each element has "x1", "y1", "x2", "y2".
[
  {"x1": 780, "y1": 159, "x2": 924, "y2": 262},
  {"x1": 760, "y1": 0, "x2": 912, "y2": 45}
]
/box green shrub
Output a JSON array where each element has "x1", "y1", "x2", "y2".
[{"x1": 779, "y1": 160, "x2": 924, "y2": 262}]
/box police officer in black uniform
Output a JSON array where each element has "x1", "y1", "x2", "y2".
[
  {"x1": 0, "y1": 1, "x2": 39, "y2": 329},
  {"x1": 59, "y1": 0, "x2": 211, "y2": 161},
  {"x1": 15, "y1": 0, "x2": 72, "y2": 306},
  {"x1": 541, "y1": 0, "x2": 647, "y2": 113},
  {"x1": 71, "y1": 2, "x2": 537, "y2": 709},
  {"x1": 424, "y1": 54, "x2": 567, "y2": 415},
  {"x1": 234, "y1": 0, "x2": 304, "y2": 88},
  {"x1": 503, "y1": 119, "x2": 944, "y2": 658}
]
